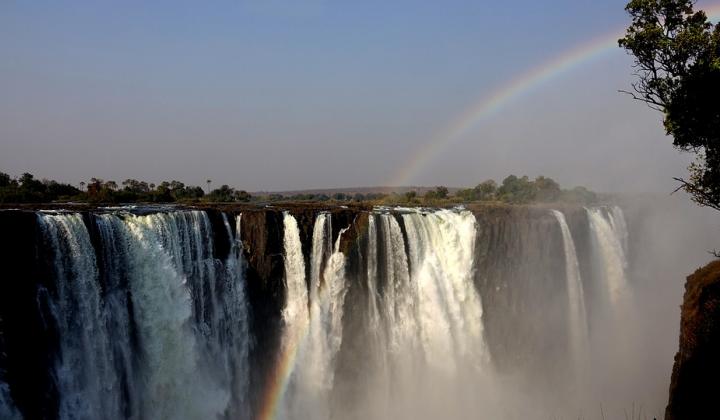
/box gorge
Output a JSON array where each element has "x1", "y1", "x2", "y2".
[{"x1": 0, "y1": 200, "x2": 713, "y2": 420}]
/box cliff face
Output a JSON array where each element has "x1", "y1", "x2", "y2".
[
  {"x1": 471, "y1": 205, "x2": 592, "y2": 376},
  {"x1": 0, "y1": 212, "x2": 59, "y2": 419},
  {"x1": 665, "y1": 260, "x2": 720, "y2": 420},
  {"x1": 0, "y1": 203, "x2": 603, "y2": 419}
]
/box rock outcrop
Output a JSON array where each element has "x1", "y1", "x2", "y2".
[{"x1": 666, "y1": 260, "x2": 720, "y2": 420}]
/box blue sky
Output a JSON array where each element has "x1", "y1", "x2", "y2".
[{"x1": 0, "y1": 0, "x2": 714, "y2": 191}]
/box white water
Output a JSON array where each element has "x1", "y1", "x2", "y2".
[
  {"x1": 108, "y1": 212, "x2": 229, "y2": 419},
  {"x1": 0, "y1": 381, "x2": 21, "y2": 420},
  {"x1": 220, "y1": 213, "x2": 252, "y2": 419},
  {"x1": 378, "y1": 213, "x2": 418, "y2": 368},
  {"x1": 3, "y1": 205, "x2": 645, "y2": 420},
  {"x1": 551, "y1": 210, "x2": 589, "y2": 368},
  {"x1": 279, "y1": 212, "x2": 310, "y2": 420},
  {"x1": 345, "y1": 208, "x2": 489, "y2": 420},
  {"x1": 37, "y1": 213, "x2": 119, "y2": 420},
  {"x1": 402, "y1": 209, "x2": 487, "y2": 373},
  {"x1": 33, "y1": 211, "x2": 251, "y2": 420},
  {"x1": 281, "y1": 213, "x2": 349, "y2": 420},
  {"x1": 608, "y1": 205, "x2": 630, "y2": 256},
  {"x1": 365, "y1": 214, "x2": 384, "y2": 354},
  {"x1": 587, "y1": 207, "x2": 631, "y2": 308}
]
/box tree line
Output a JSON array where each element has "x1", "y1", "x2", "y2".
[
  {"x1": 402, "y1": 175, "x2": 597, "y2": 205},
  {"x1": 0, "y1": 172, "x2": 251, "y2": 204},
  {"x1": 0, "y1": 171, "x2": 596, "y2": 205}
]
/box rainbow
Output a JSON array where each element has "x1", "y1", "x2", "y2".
[
  {"x1": 389, "y1": 3, "x2": 720, "y2": 188},
  {"x1": 255, "y1": 5, "x2": 720, "y2": 420},
  {"x1": 255, "y1": 320, "x2": 308, "y2": 420}
]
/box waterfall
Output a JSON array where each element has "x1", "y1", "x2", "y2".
[
  {"x1": 29, "y1": 210, "x2": 252, "y2": 420},
  {"x1": 365, "y1": 214, "x2": 384, "y2": 351},
  {"x1": 278, "y1": 212, "x2": 310, "y2": 420},
  {"x1": 282, "y1": 213, "x2": 349, "y2": 420},
  {"x1": 363, "y1": 214, "x2": 391, "y2": 414},
  {"x1": 401, "y1": 209, "x2": 487, "y2": 374},
  {"x1": 37, "y1": 213, "x2": 119, "y2": 420},
  {"x1": 551, "y1": 210, "x2": 589, "y2": 366},
  {"x1": 608, "y1": 205, "x2": 630, "y2": 256},
  {"x1": 281, "y1": 212, "x2": 309, "y2": 330},
  {"x1": 220, "y1": 213, "x2": 252, "y2": 419},
  {"x1": 0, "y1": 204, "x2": 642, "y2": 420},
  {"x1": 586, "y1": 207, "x2": 630, "y2": 308},
  {"x1": 94, "y1": 214, "x2": 141, "y2": 419},
  {"x1": 106, "y1": 212, "x2": 229, "y2": 419},
  {"x1": 0, "y1": 381, "x2": 21, "y2": 420},
  {"x1": 378, "y1": 213, "x2": 416, "y2": 354}
]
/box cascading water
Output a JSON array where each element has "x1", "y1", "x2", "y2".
[
  {"x1": 37, "y1": 213, "x2": 119, "y2": 420},
  {"x1": 551, "y1": 210, "x2": 589, "y2": 368},
  {"x1": 586, "y1": 206, "x2": 631, "y2": 309},
  {"x1": 112, "y1": 212, "x2": 228, "y2": 419},
  {"x1": 339, "y1": 208, "x2": 490, "y2": 420},
  {"x1": 401, "y1": 209, "x2": 487, "y2": 373},
  {"x1": 220, "y1": 213, "x2": 252, "y2": 419},
  {"x1": 280, "y1": 213, "x2": 349, "y2": 420},
  {"x1": 12, "y1": 210, "x2": 252, "y2": 420},
  {"x1": 0, "y1": 376, "x2": 21, "y2": 419},
  {"x1": 0, "y1": 204, "x2": 641, "y2": 420},
  {"x1": 377, "y1": 213, "x2": 417, "y2": 369},
  {"x1": 278, "y1": 212, "x2": 310, "y2": 420},
  {"x1": 608, "y1": 205, "x2": 629, "y2": 255}
]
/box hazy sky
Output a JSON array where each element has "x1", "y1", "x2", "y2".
[{"x1": 1, "y1": 0, "x2": 716, "y2": 192}]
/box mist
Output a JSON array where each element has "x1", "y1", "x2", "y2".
[{"x1": 268, "y1": 197, "x2": 719, "y2": 420}]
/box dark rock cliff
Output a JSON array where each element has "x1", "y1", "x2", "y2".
[
  {"x1": 0, "y1": 212, "x2": 60, "y2": 419},
  {"x1": 0, "y1": 203, "x2": 595, "y2": 418},
  {"x1": 471, "y1": 205, "x2": 579, "y2": 376},
  {"x1": 665, "y1": 260, "x2": 720, "y2": 420}
]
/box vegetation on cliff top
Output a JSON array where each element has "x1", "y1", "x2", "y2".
[
  {"x1": 620, "y1": 0, "x2": 720, "y2": 211},
  {"x1": 0, "y1": 171, "x2": 597, "y2": 206},
  {"x1": 0, "y1": 172, "x2": 250, "y2": 204}
]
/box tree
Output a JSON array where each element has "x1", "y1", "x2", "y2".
[
  {"x1": 424, "y1": 186, "x2": 449, "y2": 202},
  {"x1": 497, "y1": 175, "x2": 537, "y2": 204},
  {"x1": 534, "y1": 176, "x2": 561, "y2": 202},
  {"x1": 560, "y1": 186, "x2": 597, "y2": 204},
  {"x1": 404, "y1": 190, "x2": 418, "y2": 202},
  {"x1": 619, "y1": 0, "x2": 720, "y2": 210},
  {"x1": 206, "y1": 185, "x2": 251, "y2": 202},
  {"x1": 455, "y1": 188, "x2": 476, "y2": 201},
  {"x1": 474, "y1": 180, "x2": 497, "y2": 201},
  {"x1": 122, "y1": 179, "x2": 150, "y2": 194},
  {"x1": 0, "y1": 172, "x2": 12, "y2": 187}
]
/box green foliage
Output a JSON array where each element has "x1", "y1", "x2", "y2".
[
  {"x1": 0, "y1": 170, "x2": 594, "y2": 207},
  {"x1": 0, "y1": 172, "x2": 12, "y2": 188},
  {"x1": 534, "y1": 176, "x2": 561, "y2": 202},
  {"x1": 474, "y1": 180, "x2": 498, "y2": 200},
  {"x1": 0, "y1": 171, "x2": 246, "y2": 204},
  {"x1": 619, "y1": 0, "x2": 720, "y2": 210},
  {"x1": 207, "y1": 185, "x2": 251, "y2": 202},
  {"x1": 453, "y1": 175, "x2": 595, "y2": 205},
  {"x1": 424, "y1": 186, "x2": 449, "y2": 202},
  {"x1": 559, "y1": 186, "x2": 597, "y2": 204},
  {"x1": 497, "y1": 175, "x2": 536, "y2": 204},
  {"x1": 456, "y1": 180, "x2": 497, "y2": 202},
  {"x1": 0, "y1": 172, "x2": 81, "y2": 203}
]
